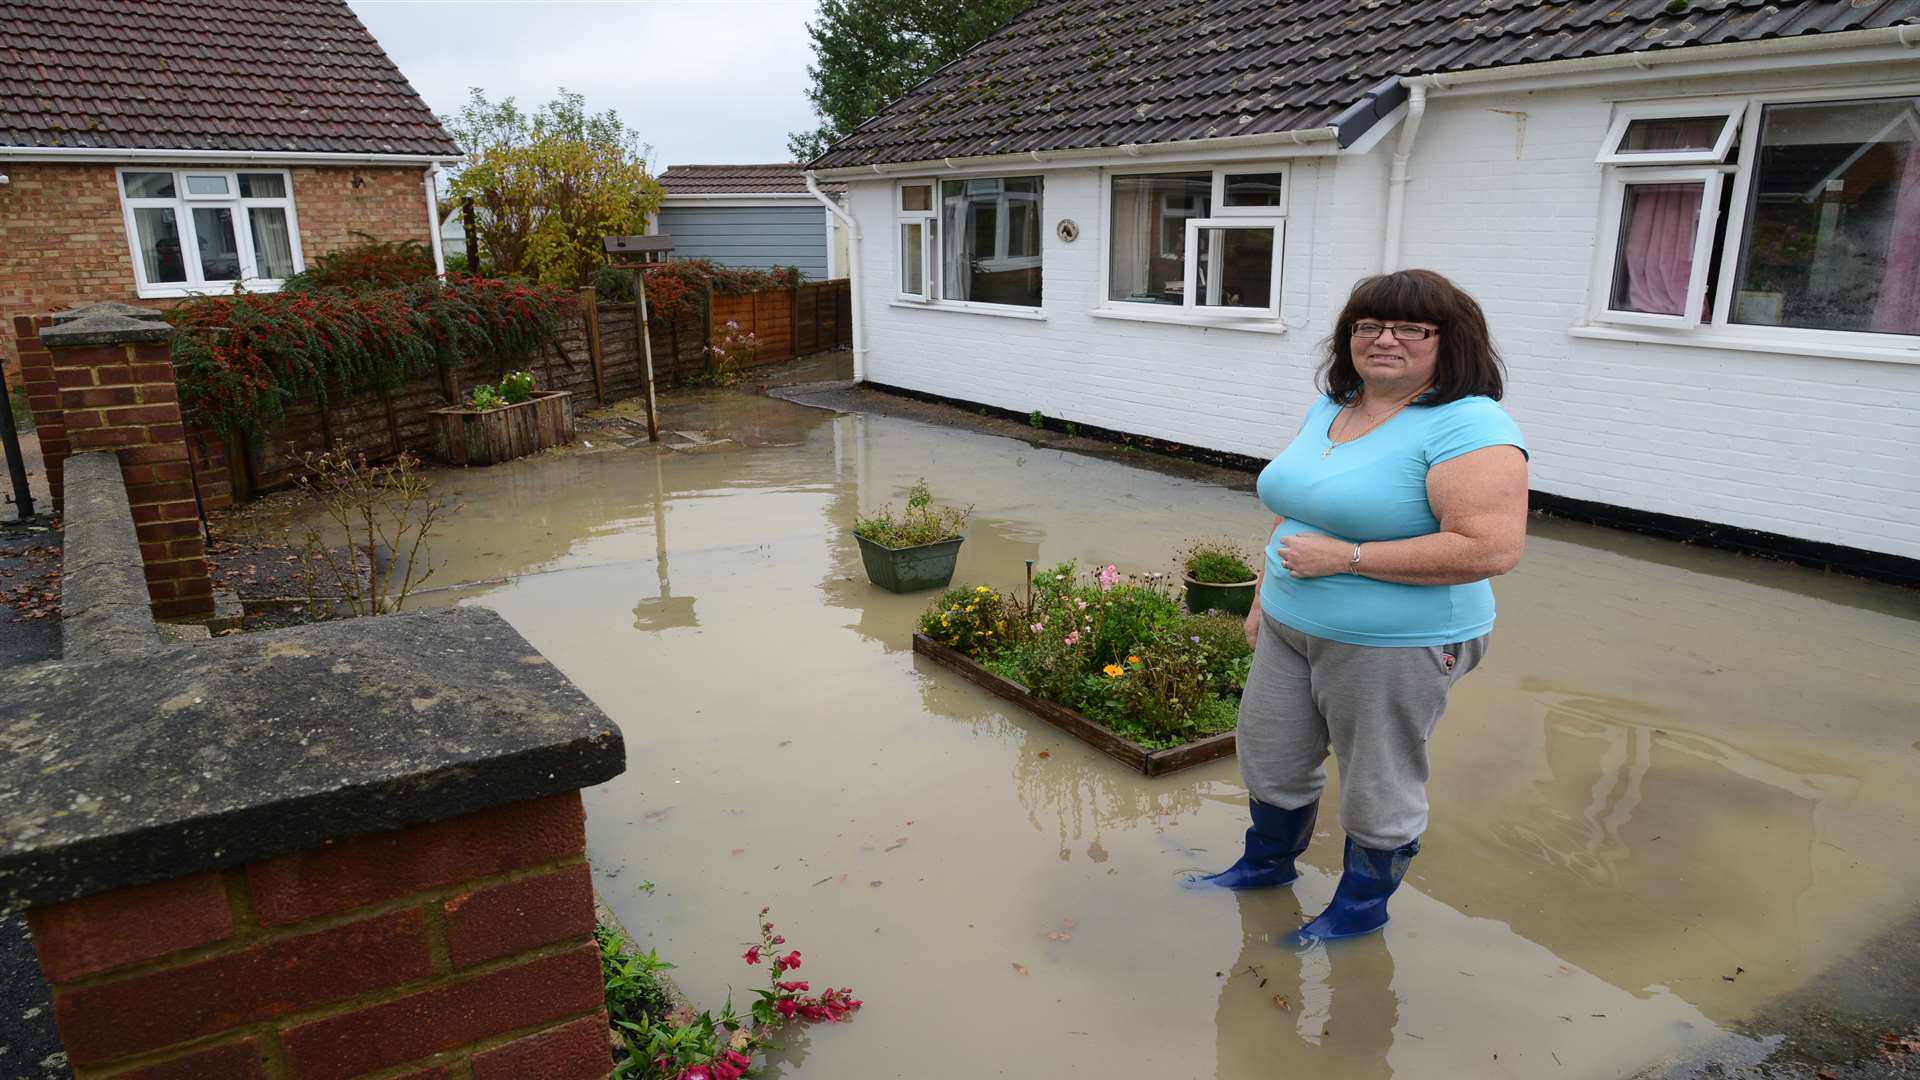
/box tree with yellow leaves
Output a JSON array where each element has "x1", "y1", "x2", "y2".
[{"x1": 443, "y1": 89, "x2": 664, "y2": 287}]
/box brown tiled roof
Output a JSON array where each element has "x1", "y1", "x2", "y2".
[
  {"x1": 813, "y1": 0, "x2": 1920, "y2": 169},
  {"x1": 659, "y1": 164, "x2": 846, "y2": 196},
  {"x1": 0, "y1": 0, "x2": 461, "y2": 156}
]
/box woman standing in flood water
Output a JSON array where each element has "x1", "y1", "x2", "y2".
[{"x1": 1187, "y1": 269, "x2": 1529, "y2": 945}]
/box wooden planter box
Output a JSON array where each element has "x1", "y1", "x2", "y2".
[
  {"x1": 429, "y1": 391, "x2": 574, "y2": 466},
  {"x1": 912, "y1": 633, "x2": 1237, "y2": 777}
]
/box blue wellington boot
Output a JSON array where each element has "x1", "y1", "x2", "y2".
[
  {"x1": 1285, "y1": 836, "x2": 1419, "y2": 944},
  {"x1": 1183, "y1": 798, "x2": 1318, "y2": 890}
]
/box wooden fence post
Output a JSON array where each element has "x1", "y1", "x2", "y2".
[
  {"x1": 790, "y1": 285, "x2": 801, "y2": 360},
  {"x1": 580, "y1": 286, "x2": 606, "y2": 404}
]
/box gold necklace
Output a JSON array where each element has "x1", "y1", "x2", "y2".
[{"x1": 1322, "y1": 390, "x2": 1425, "y2": 458}]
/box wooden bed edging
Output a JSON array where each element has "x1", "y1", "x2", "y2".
[
  {"x1": 910, "y1": 632, "x2": 1237, "y2": 777},
  {"x1": 428, "y1": 390, "x2": 574, "y2": 466}
]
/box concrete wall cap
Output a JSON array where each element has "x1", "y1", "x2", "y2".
[
  {"x1": 39, "y1": 312, "x2": 174, "y2": 348},
  {"x1": 50, "y1": 303, "x2": 165, "y2": 325}
]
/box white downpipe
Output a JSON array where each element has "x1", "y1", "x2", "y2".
[
  {"x1": 423, "y1": 165, "x2": 447, "y2": 276},
  {"x1": 1380, "y1": 84, "x2": 1428, "y2": 274},
  {"x1": 805, "y1": 171, "x2": 865, "y2": 382}
]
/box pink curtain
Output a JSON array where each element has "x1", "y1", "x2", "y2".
[
  {"x1": 1870, "y1": 135, "x2": 1920, "y2": 334},
  {"x1": 1619, "y1": 183, "x2": 1703, "y2": 316}
]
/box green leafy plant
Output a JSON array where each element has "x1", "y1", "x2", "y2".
[
  {"x1": 694, "y1": 321, "x2": 754, "y2": 387},
  {"x1": 469, "y1": 384, "x2": 504, "y2": 410},
  {"x1": 1182, "y1": 540, "x2": 1257, "y2": 584},
  {"x1": 918, "y1": 585, "x2": 1011, "y2": 653},
  {"x1": 854, "y1": 479, "x2": 970, "y2": 549},
  {"x1": 598, "y1": 927, "x2": 674, "y2": 1031},
  {"x1": 500, "y1": 369, "x2": 536, "y2": 403},
  {"x1": 1028, "y1": 409, "x2": 1045, "y2": 428}
]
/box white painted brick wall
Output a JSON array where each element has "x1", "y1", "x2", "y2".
[{"x1": 849, "y1": 65, "x2": 1920, "y2": 560}]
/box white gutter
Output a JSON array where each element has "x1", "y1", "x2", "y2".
[
  {"x1": 661, "y1": 192, "x2": 830, "y2": 202},
  {"x1": 813, "y1": 125, "x2": 1341, "y2": 179},
  {"x1": 1401, "y1": 26, "x2": 1920, "y2": 95},
  {"x1": 424, "y1": 165, "x2": 447, "y2": 276},
  {"x1": 1380, "y1": 84, "x2": 1427, "y2": 274},
  {"x1": 805, "y1": 170, "x2": 865, "y2": 381},
  {"x1": 0, "y1": 146, "x2": 465, "y2": 166}
]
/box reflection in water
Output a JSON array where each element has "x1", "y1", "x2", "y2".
[
  {"x1": 633, "y1": 452, "x2": 699, "y2": 631},
  {"x1": 1214, "y1": 891, "x2": 1397, "y2": 1079}
]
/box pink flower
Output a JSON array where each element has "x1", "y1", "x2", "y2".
[
  {"x1": 1064, "y1": 630, "x2": 1081, "y2": 646},
  {"x1": 771, "y1": 935, "x2": 785, "y2": 945},
  {"x1": 1075, "y1": 599, "x2": 1087, "y2": 610},
  {"x1": 772, "y1": 950, "x2": 802, "y2": 973},
  {"x1": 1099, "y1": 564, "x2": 1121, "y2": 591},
  {"x1": 1030, "y1": 622, "x2": 1044, "y2": 634},
  {"x1": 774, "y1": 998, "x2": 799, "y2": 1020},
  {"x1": 743, "y1": 946, "x2": 762, "y2": 965},
  {"x1": 779, "y1": 980, "x2": 810, "y2": 992}
]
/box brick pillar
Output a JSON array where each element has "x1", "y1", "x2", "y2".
[
  {"x1": 13, "y1": 314, "x2": 68, "y2": 510},
  {"x1": 28, "y1": 794, "x2": 610, "y2": 1080},
  {"x1": 39, "y1": 306, "x2": 213, "y2": 618}
]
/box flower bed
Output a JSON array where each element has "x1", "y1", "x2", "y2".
[
  {"x1": 914, "y1": 563, "x2": 1251, "y2": 776},
  {"x1": 428, "y1": 389, "x2": 574, "y2": 466}
]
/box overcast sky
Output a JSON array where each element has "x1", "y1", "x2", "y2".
[{"x1": 347, "y1": 1, "x2": 822, "y2": 168}]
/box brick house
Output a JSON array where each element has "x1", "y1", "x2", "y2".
[
  {"x1": 811, "y1": 1, "x2": 1920, "y2": 579},
  {"x1": 0, "y1": 0, "x2": 462, "y2": 380}
]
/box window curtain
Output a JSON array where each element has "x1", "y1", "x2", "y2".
[
  {"x1": 1870, "y1": 133, "x2": 1920, "y2": 334},
  {"x1": 941, "y1": 187, "x2": 972, "y2": 301},
  {"x1": 1616, "y1": 121, "x2": 1720, "y2": 316},
  {"x1": 250, "y1": 208, "x2": 295, "y2": 279},
  {"x1": 1619, "y1": 183, "x2": 1703, "y2": 315}
]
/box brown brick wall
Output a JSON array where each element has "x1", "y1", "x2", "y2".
[
  {"x1": 0, "y1": 163, "x2": 431, "y2": 379},
  {"x1": 26, "y1": 792, "x2": 612, "y2": 1080},
  {"x1": 46, "y1": 332, "x2": 215, "y2": 617}
]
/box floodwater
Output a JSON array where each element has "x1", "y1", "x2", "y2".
[{"x1": 240, "y1": 385, "x2": 1920, "y2": 1079}]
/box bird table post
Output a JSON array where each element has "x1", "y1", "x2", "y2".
[{"x1": 604, "y1": 234, "x2": 674, "y2": 445}]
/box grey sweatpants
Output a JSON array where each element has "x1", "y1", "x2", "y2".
[{"x1": 1237, "y1": 612, "x2": 1488, "y2": 851}]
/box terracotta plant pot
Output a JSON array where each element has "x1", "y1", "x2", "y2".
[{"x1": 1183, "y1": 573, "x2": 1257, "y2": 616}]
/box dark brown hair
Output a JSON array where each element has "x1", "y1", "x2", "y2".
[{"x1": 1319, "y1": 269, "x2": 1505, "y2": 405}]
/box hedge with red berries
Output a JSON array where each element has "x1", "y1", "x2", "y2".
[{"x1": 166, "y1": 274, "x2": 577, "y2": 434}]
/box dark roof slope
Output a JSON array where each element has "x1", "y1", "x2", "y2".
[
  {"x1": 814, "y1": 0, "x2": 1920, "y2": 169},
  {"x1": 0, "y1": 0, "x2": 461, "y2": 156},
  {"x1": 659, "y1": 164, "x2": 846, "y2": 196}
]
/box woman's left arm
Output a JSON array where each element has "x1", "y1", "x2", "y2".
[{"x1": 1278, "y1": 445, "x2": 1529, "y2": 585}]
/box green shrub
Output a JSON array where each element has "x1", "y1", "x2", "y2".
[
  {"x1": 284, "y1": 234, "x2": 435, "y2": 292},
  {"x1": 499, "y1": 369, "x2": 536, "y2": 404},
  {"x1": 1183, "y1": 541, "x2": 1257, "y2": 584},
  {"x1": 597, "y1": 926, "x2": 673, "y2": 1028},
  {"x1": 167, "y1": 274, "x2": 574, "y2": 433},
  {"x1": 855, "y1": 479, "x2": 970, "y2": 548},
  {"x1": 919, "y1": 585, "x2": 1009, "y2": 654}
]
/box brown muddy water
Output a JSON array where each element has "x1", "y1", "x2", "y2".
[{"x1": 238, "y1": 388, "x2": 1920, "y2": 1079}]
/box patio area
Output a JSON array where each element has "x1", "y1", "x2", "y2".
[{"x1": 235, "y1": 380, "x2": 1920, "y2": 1079}]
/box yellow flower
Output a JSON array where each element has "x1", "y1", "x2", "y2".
[
  {"x1": 1126, "y1": 654, "x2": 1141, "y2": 664},
  {"x1": 1103, "y1": 663, "x2": 1125, "y2": 678},
  {"x1": 975, "y1": 585, "x2": 992, "y2": 593}
]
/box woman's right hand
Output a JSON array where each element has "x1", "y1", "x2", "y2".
[{"x1": 1243, "y1": 606, "x2": 1261, "y2": 650}]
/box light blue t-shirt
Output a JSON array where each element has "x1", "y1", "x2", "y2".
[{"x1": 1255, "y1": 394, "x2": 1527, "y2": 648}]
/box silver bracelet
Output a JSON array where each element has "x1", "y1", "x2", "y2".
[{"x1": 1346, "y1": 544, "x2": 1363, "y2": 574}]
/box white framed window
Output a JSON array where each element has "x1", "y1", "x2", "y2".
[
  {"x1": 1596, "y1": 100, "x2": 1746, "y2": 165},
  {"x1": 117, "y1": 167, "x2": 303, "y2": 297},
  {"x1": 896, "y1": 181, "x2": 935, "y2": 301},
  {"x1": 1590, "y1": 89, "x2": 1920, "y2": 345},
  {"x1": 1106, "y1": 164, "x2": 1286, "y2": 319},
  {"x1": 1596, "y1": 166, "x2": 1726, "y2": 328},
  {"x1": 938, "y1": 175, "x2": 1042, "y2": 306},
  {"x1": 1183, "y1": 218, "x2": 1283, "y2": 318}
]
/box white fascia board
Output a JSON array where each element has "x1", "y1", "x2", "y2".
[
  {"x1": 1405, "y1": 29, "x2": 1920, "y2": 97},
  {"x1": 0, "y1": 146, "x2": 467, "y2": 166},
  {"x1": 812, "y1": 126, "x2": 1342, "y2": 180}
]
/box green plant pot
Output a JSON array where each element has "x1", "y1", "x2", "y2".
[
  {"x1": 855, "y1": 533, "x2": 965, "y2": 593},
  {"x1": 1184, "y1": 574, "x2": 1257, "y2": 616}
]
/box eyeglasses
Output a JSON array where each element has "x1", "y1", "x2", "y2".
[{"x1": 1350, "y1": 321, "x2": 1437, "y2": 341}]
